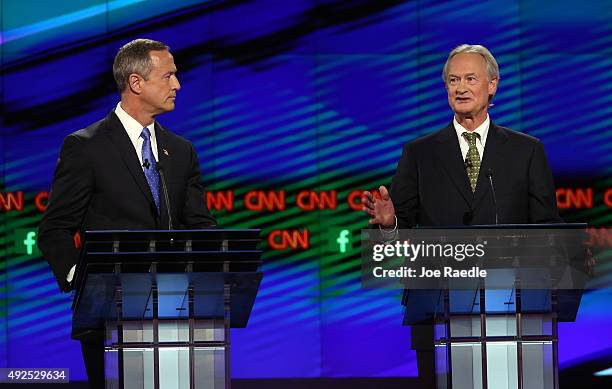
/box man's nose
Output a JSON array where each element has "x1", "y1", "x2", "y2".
[
  {"x1": 457, "y1": 80, "x2": 469, "y2": 92},
  {"x1": 172, "y1": 76, "x2": 181, "y2": 91}
]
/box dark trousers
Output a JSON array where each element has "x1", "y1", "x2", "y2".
[
  {"x1": 78, "y1": 330, "x2": 105, "y2": 389},
  {"x1": 412, "y1": 324, "x2": 436, "y2": 389}
]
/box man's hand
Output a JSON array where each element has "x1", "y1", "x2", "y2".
[{"x1": 362, "y1": 185, "x2": 396, "y2": 228}]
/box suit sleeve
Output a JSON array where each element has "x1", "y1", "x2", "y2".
[
  {"x1": 180, "y1": 142, "x2": 217, "y2": 228},
  {"x1": 389, "y1": 143, "x2": 419, "y2": 228},
  {"x1": 528, "y1": 140, "x2": 563, "y2": 223},
  {"x1": 38, "y1": 135, "x2": 94, "y2": 292}
]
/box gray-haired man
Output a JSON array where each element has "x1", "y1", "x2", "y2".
[{"x1": 363, "y1": 44, "x2": 561, "y2": 387}]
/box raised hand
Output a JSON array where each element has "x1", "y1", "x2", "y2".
[{"x1": 361, "y1": 185, "x2": 396, "y2": 228}]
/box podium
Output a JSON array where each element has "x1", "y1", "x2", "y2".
[
  {"x1": 72, "y1": 229, "x2": 262, "y2": 389},
  {"x1": 399, "y1": 224, "x2": 588, "y2": 389}
]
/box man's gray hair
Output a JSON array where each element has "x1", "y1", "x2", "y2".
[
  {"x1": 442, "y1": 44, "x2": 499, "y2": 83},
  {"x1": 113, "y1": 39, "x2": 170, "y2": 92}
]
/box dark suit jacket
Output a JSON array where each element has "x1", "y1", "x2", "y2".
[
  {"x1": 38, "y1": 111, "x2": 216, "y2": 292},
  {"x1": 390, "y1": 122, "x2": 562, "y2": 228}
]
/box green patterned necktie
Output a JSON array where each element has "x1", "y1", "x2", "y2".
[{"x1": 462, "y1": 132, "x2": 481, "y2": 192}]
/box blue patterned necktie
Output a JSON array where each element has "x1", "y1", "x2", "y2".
[{"x1": 141, "y1": 128, "x2": 160, "y2": 213}]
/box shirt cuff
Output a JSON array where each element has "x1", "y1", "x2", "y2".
[
  {"x1": 378, "y1": 215, "x2": 398, "y2": 241},
  {"x1": 67, "y1": 265, "x2": 76, "y2": 283}
]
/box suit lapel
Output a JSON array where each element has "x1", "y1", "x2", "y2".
[
  {"x1": 434, "y1": 124, "x2": 473, "y2": 206},
  {"x1": 155, "y1": 123, "x2": 171, "y2": 173},
  {"x1": 155, "y1": 123, "x2": 172, "y2": 228},
  {"x1": 103, "y1": 111, "x2": 156, "y2": 209},
  {"x1": 472, "y1": 122, "x2": 509, "y2": 209}
]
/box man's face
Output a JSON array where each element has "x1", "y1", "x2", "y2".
[
  {"x1": 446, "y1": 53, "x2": 497, "y2": 118},
  {"x1": 139, "y1": 49, "x2": 181, "y2": 115}
]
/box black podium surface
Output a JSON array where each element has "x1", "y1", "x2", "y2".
[{"x1": 71, "y1": 229, "x2": 262, "y2": 389}]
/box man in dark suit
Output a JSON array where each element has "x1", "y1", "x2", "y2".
[
  {"x1": 38, "y1": 39, "x2": 216, "y2": 388},
  {"x1": 362, "y1": 44, "x2": 561, "y2": 388}
]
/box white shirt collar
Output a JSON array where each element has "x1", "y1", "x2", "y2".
[
  {"x1": 453, "y1": 114, "x2": 490, "y2": 145},
  {"x1": 114, "y1": 102, "x2": 155, "y2": 143}
]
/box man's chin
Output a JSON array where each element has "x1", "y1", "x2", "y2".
[{"x1": 452, "y1": 105, "x2": 475, "y2": 115}]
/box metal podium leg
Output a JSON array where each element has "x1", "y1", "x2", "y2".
[
  {"x1": 152, "y1": 285, "x2": 160, "y2": 389},
  {"x1": 516, "y1": 286, "x2": 524, "y2": 389},
  {"x1": 224, "y1": 283, "x2": 231, "y2": 389},
  {"x1": 552, "y1": 289, "x2": 559, "y2": 389},
  {"x1": 443, "y1": 289, "x2": 453, "y2": 389},
  {"x1": 189, "y1": 286, "x2": 195, "y2": 389},
  {"x1": 514, "y1": 281, "x2": 523, "y2": 389},
  {"x1": 479, "y1": 287, "x2": 488, "y2": 389},
  {"x1": 222, "y1": 249, "x2": 231, "y2": 389},
  {"x1": 115, "y1": 284, "x2": 124, "y2": 389}
]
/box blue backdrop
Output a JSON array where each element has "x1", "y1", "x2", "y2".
[{"x1": 1, "y1": 0, "x2": 612, "y2": 383}]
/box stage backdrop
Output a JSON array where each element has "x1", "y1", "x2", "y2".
[{"x1": 1, "y1": 0, "x2": 612, "y2": 382}]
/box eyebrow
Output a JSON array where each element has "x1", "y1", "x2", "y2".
[{"x1": 448, "y1": 72, "x2": 478, "y2": 77}]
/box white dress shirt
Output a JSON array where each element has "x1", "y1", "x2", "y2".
[
  {"x1": 114, "y1": 101, "x2": 159, "y2": 165},
  {"x1": 453, "y1": 114, "x2": 490, "y2": 162}
]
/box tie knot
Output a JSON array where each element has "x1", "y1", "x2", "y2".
[
  {"x1": 462, "y1": 131, "x2": 480, "y2": 145},
  {"x1": 141, "y1": 127, "x2": 152, "y2": 140}
]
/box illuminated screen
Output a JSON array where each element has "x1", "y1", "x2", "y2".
[{"x1": 1, "y1": 0, "x2": 612, "y2": 384}]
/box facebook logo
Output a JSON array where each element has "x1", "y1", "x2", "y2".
[
  {"x1": 14, "y1": 229, "x2": 40, "y2": 256},
  {"x1": 329, "y1": 228, "x2": 352, "y2": 253},
  {"x1": 336, "y1": 230, "x2": 350, "y2": 253}
]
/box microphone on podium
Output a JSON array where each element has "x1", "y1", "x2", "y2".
[
  {"x1": 156, "y1": 162, "x2": 173, "y2": 230},
  {"x1": 486, "y1": 169, "x2": 499, "y2": 225}
]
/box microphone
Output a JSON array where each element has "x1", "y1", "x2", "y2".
[
  {"x1": 486, "y1": 169, "x2": 499, "y2": 225},
  {"x1": 156, "y1": 162, "x2": 173, "y2": 230},
  {"x1": 143, "y1": 159, "x2": 151, "y2": 169}
]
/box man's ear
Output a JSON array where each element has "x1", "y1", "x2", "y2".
[
  {"x1": 128, "y1": 73, "x2": 143, "y2": 94},
  {"x1": 488, "y1": 76, "x2": 498, "y2": 97}
]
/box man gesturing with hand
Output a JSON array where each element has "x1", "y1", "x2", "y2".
[{"x1": 361, "y1": 44, "x2": 561, "y2": 388}]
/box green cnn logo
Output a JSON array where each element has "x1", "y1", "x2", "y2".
[{"x1": 14, "y1": 229, "x2": 40, "y2": 256}]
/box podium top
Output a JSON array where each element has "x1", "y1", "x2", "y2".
[
  {"x1": 73, "y1": 229, "x2": 264, "y2": 330},
  {"x1": 84, "y1": 229, "x2": 260, "y2": 242},
  {"x1": 418, "y1": 223, "x2": 587, "y2": 230}
]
